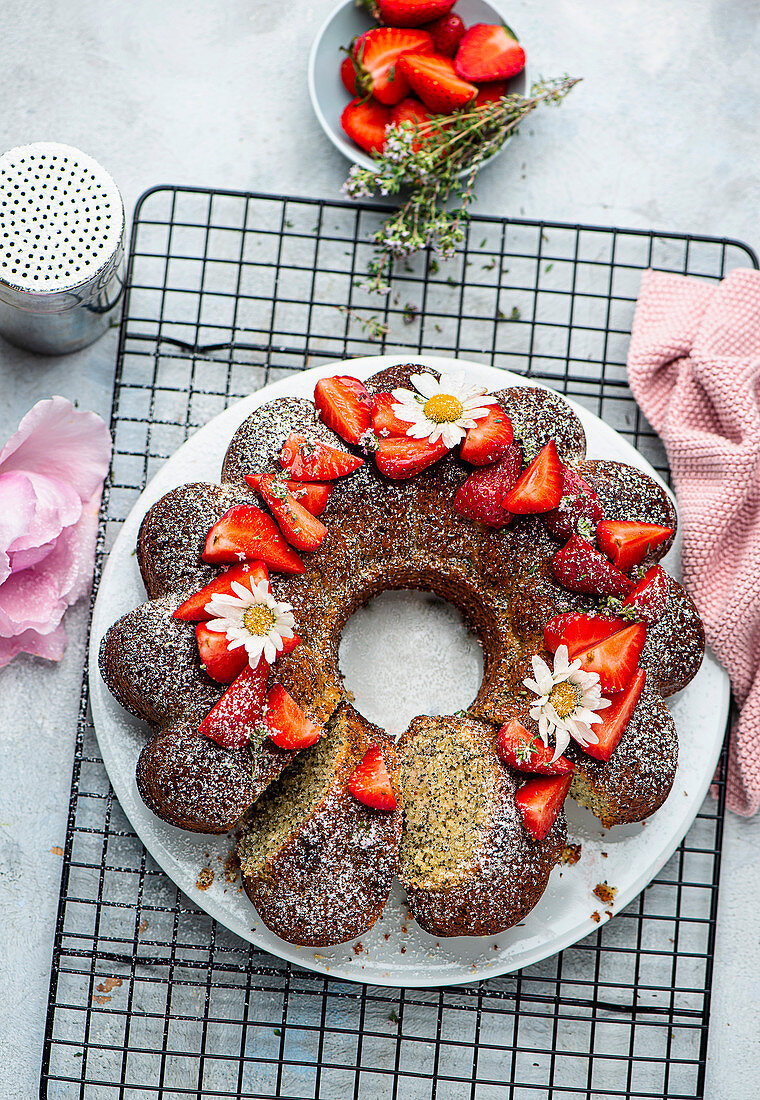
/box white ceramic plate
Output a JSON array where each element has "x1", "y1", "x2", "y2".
[
  {"x1": 308, "y1": 0, "x2": 528, "y2": 172},
  {"x1": 89, "y1": 355, "x2": 729, "y2": 988}
]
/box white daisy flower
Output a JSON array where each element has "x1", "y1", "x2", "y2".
[
  {"x1": 204, "y1": 579, "x2": 296, "y2": 667},
  {"x1": 523, "y1": 645, "x2": 610, "y2": 761},
  {"x1": 391, "y1": 370, "x2": 494, "y2": 449}
]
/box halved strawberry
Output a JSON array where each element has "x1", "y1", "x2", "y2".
[
  {"x1": 515, "y1": 773, "x2": 572, "y2": 841},
  {"x1": 196, "y1": 623, "x2": 249, "y2": 684},
  {"x1": 198, "y1": 658, "x2": 269, "y2": 748},
  {"x1": 389, "y1": 97, "x2": 435, "y2": 152},
  {"x1": 371, "y1": 391, "x2": 413, "y2": 438},
  {"x1": 397, "y1": 53, "x2": 477, "y2": 113},
  {"x1": 282, "y1": 479, "x2": 332, "y2": 517},
  {"x1": 455, "y1": 23, "x2": 526, "y2": 82},
  {"x1": 341, "y1": 97, "x2": 391, "y2": 155},
  {"x1": 496, "y1": 720, "x2": 574, "y2": 776},
  {"x1": 574, "y1": 623, "x2": 647, "y2": 694},
  {"x1": 340, "y1": 55, "x2": 358, "y2": 96},
  {"x1": 596, "y1": 520, "x2": 674, "y2": 573},
  {"x1": 249, "y1": 474, "x2": 328, "y2": 553},
  {"x1": 375, "y1": 0, "x2": 456, "y2": 28},
  {"x1": 474, "y1": 80, "x2": 510, "y2": 107},
  {"x1": 544, "y1": 468, "x2": 604, "y2": 541},
  {"x1": 203, "y1": 505, "x2": 305, "y2": 573},
  {"x1": 552, "y1": 536, "x2": 634, "y2": 598},
  {"x1": 583, "y1": 669, "x2": 647, "y2": 762},
  {"x1": 453, "y1": 442, "x2": 522, "y2": 526},
  {"x1": 503, "y1": 440, "x2": 563, "y2": 513},
  {"x1": 265, "y1": 684, "x2": 323, "y2": 750},
  {"x1": 622, "y1": 564, "x2": 670, "y2": 625},
  {"x1": 173, "y1": 561, "x2": 271, "y2": 621},
  {"x1": 424, "y1": 12, "x2": 465, "y2": 56},
  {"x1": 280, "y1": 433, "x2": 363, "y2": 480},
  {"x1": 246, "y1": 474, "x2": 332, "y2": 517},
  {"x1": 352, "y1": 27, "x2": 434, "y2": 105},
  {"x1": 543, "y1": 612, "x2": 627, "y2": 660},
  {"x1": 459, "y1": 403, "x2": 514, "y2": 465},
  {"x1": 314, "y1": 375, "x2": 371, "y2": 447},
  {"x1": 375, "y1": 435, "x2": 449, "y2": 478},
  {"x1": 348, "y1": 745, "x2": 397, "y2": 810}
]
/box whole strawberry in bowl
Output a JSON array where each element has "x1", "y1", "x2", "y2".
[{"x1": 309, "y1": 0, "x2": 528, "y2": 171}]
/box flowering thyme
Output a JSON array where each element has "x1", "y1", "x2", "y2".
[{"x1": 342, "y1": 76, "x2": 580, "y2": 295}]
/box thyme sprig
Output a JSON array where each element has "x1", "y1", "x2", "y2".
[{"x1": 342, "y1": 76, "x2": 580, "y2": 295}]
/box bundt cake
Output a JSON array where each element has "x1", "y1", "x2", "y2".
[{"x1": 99, "y1": 361, "x2": 705, "y2": 946}]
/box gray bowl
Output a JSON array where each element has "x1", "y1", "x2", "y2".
[{"x1": 308, "y1": 0, "x2": 528, "y2": 172}]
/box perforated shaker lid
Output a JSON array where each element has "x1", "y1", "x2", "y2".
[{"x1": 0, "y1": 142, "x2": 125, "y2": 305}]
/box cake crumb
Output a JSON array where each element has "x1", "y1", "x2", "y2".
[
  {"x1": 138, "y1": 919, "x2": 148, "y2": 934},
  {"x1": 50, "y1": 846, "x2": 63, "y2": 856},
  {"x1": 400, "y1": 945, "x2": 407, "y2": 954},
  {"x1": 224, "y1": 851, "x2": 240, "y2": 883},
  {"x1": 384, "y1": 933, "x2": 390, "y2": 941},
  {"x1": 590, "y1": 911, "x2": 601, "y2": 923},
  {"x1": 196, "y1": 868, "x2": 214, "y2": 891},
  {"x1": 560, "y1": 843, "x2": 582, "y2": 866},
  {"x1": 601, "y1": 851, "x2": 608, "y2": 858},
  {"x1": 96, "y1": 977, "x2": 123, "y2": 994},
  {"x1": 93, "y1": 995, "x2": 111, "y2": 1005},
  {"x1": 593, "y1": 881, "x2": 617, "y2": 906},
  {"x1": 605, "y1": 910, "x2": 614, "y2": 919},
  {"x1": 353, "y1": 942, "x2": 364, "y2": 955}
]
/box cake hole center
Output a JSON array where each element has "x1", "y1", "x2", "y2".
[{"x1": 338, "y1": 591, "x2": 483, "y2": 737}]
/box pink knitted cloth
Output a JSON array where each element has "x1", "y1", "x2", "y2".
[{"x1": 627, "y1": 267, "x2": 760, "y2": 816}]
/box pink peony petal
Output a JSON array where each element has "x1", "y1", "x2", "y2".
[
  {"x1": 7, "y1": 471, "x2": 82, "y2": 553},
  {"x1": 0, "y1": 621, "x2": 68, "y2": 668},
  {"x1": 0, "y1": 472, "x2": 37, "y2": 584},
  {"x1": 0, "y1": 396, "x2": 111, "y2": 502},
  {"x1": 8, "y1": 539, "x2": 57, "y2": 573}
]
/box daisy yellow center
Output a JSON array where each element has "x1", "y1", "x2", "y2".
[
  {"x1": 549, "y1": 681, "x2": 580, "y2": 719},
  {"x1": 423, "y1": 394, "x2": 464, "y2": 424},
  {"x1": 242, "y1": 605, "x2": 276, "y2": 636}
]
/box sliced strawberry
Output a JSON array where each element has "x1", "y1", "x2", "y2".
[
  {"x1": 474, "y1": 79, "x2": 510, "y2": 107},
  {"x1": 515, "y1": 773, "x2": 573, "y2": 841},
  {"x1": 314, "y1": 375, "x2": 371, "y2": 447},
  {"x1": 496, "y1": 720, "x2": 574, "y2": 776},
  {"x1": 424, "y1": 12, "x2": 465, "y2": 57},
  {"x1": 596, "y1": 521, "x2": 674, "y2": 573},
  {"x1": 249, "y1": 474, "x2": 328, "y2": 553},
  {"x1": 459, "y1": 403, "x2": 514, "y2": 465},
  {"x1": 376, "y1": 0, "x2": 456, "y2": 28},
  {"x1": 173, "y1": 561, "x2": 271, "y2": 621},
  {"x1": 397, "y1": 53, "x2": 477, "y2": 113},
  {"x1": 574, "y1": 623, "x2": 647, "y2": 694},
  {"x1": 280, "y1": 432, "x2": 363, "y2": 480},
  {"x1": 352, "y1": 27, "x2": 434, "y2": 105},
  {"x1": 348, "y1": 745, "x2": 397, "y2": 810},
  {"x1": 544, "y1": 612, "x2": 628, "y2": 660},
  {"x1": 340, "y1": 55, "x2": 358, "y2": 96},
  {"x1": 552, "y1": 536, "x2": 634, "y2": 598},
  {"x1": 341, "y1": 97, "x2": 391, "y2": 155},
  {"x1": 453, "y1": 443, "x2": 522, "y2": 526},
  {"x1": 583, "y1": 669, "x2": 647, "y2": 762},
  {"x1": 371, "y1": 391, "x2": 414, "y2": 438},
  {"x1": 203, "y1": 505, "x2": 305, "y2": 573},
  {"x1": 283, "y1": 480, "x2": 332, "y2": 517},
  {"x1": 544, "y1": 468, "x2": 604, "y2": 541},
  {"x1": 265, "y1": 684, "x2": 323, "y2": 750},
  {"x1": 455, "y1": 23, "x2": 526, "y2": 82},
  {"x1": 622, "y1": 564, "x2": 670, "y2": 625},
  {"x1": 375, "y1": 435, "x2": 449, "y2": 478},
  {"x1": 198, "y1": 658, "x2": 269, "y2": 748},
  {"x1": 389, "y1": 97, "x2": 435, "y2": 152},
  {"x1": 503, "y1": 440, "x2": 563, "y2": 514},
  {"x1": 196, "y1": 623, "x2": 249, "y2": 684}
]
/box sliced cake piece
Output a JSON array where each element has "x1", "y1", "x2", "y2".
[
  {"x1": 238, "y1": 704, "x2": 402, "y2": 946},
  {"x1": 398, "y1": 714, "x2": 566, "y2": 937}
]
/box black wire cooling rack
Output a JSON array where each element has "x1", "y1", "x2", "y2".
[{"x1": 40, "y1": 186, "x2": 757, "y2": 1100}]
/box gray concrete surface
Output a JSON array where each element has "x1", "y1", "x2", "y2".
[{"x1": 1, "y1": 1, "x2": 759, "y2": 1096}]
